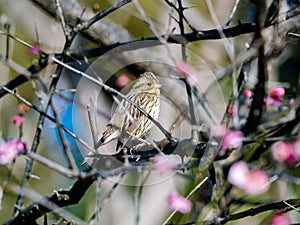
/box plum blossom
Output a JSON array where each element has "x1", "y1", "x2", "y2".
[
  {"x1": 293, "y1": 137, "x2": 300, "y2": 159},
  {"x1": 0, "y1": 139, "x2": 27, "y2": 164},
  {"x1": 271, "y1": 213, "x2": 291, "y2": 225},
  {"x1": 243, "y1": 170, "x2": 270, "y2": 195},
  {"x1": 243, "y1": 89, "x2": 254, "y2": 98},
  {"x1": 152, "y1": 154, "x2": 177, "y2": 175},
  {"x1": 12, "y1": 115, "x2": 24, "y2": 126},
  {"x1": 228, "y1": 161, "x2": 249, "y2": 188},
  {"x1": 228, "y1": 161, "x2": 270, "y2": 195},
  {"x1": 175, "y1": 62, "x2": 198, "y2": 85},
  {"x1": 269, "y1": 86, "x2": 285, "y2": 101},
  {"x1": 265, "y1": 86, "x2": 285, "y2": 105},
  {"x1": 115, "y1": 73, "x2": 132, "y2": 88},
  {"x1": 210, "y1": 124, "x2": 227, "y2": 139},
  {"x1": 175, "y1": 61, "x2": 195, "y2": 75},
  {"x1": 271, "y1": 140, "x2": 300, "y2": 165},
  {"x1": 221, "y1": 129, "x2": 244, "y2": 151},
  {"x1": 227, "y1": 104, "x2": 237, "y2": 116},
  {"x1": 211, "y1": 124, "x2": 244, "y2": 152},
  {"x1": 167, "y1": 192, "x2": 192, "y2": 214},
  {"x1": 273, "y1": 137, "x2": 300, "y2": 165}
]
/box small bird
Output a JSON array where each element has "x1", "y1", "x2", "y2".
[{"x1": 95, "y1": 71, "x2": 161, "y2": 150}]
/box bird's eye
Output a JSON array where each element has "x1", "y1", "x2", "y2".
[{"x1": 147, "y1": 82, "x2": 152, "y2": 86}]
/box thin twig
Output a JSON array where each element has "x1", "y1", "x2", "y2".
[
  {"x1": 75, "y1": 0, "x2": 132, "y2": 32},
  {"x1": 28, "y1": 152, "x2": 80, "y2": 178},
  {"x1": 55, "y1": 0, "x2": 71, "y2": 41},
  {"x1": 224, "y1": 0, "x2": 241, "y2": 26}
]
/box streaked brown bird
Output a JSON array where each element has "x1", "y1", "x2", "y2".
[{"x1": 96, "y1": 71, "x2": 161, "y2": 149}]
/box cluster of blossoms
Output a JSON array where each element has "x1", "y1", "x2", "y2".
[
  {"x1": 244, "y1": 86, "x2": 286, "y2": 105},
  {"x1": 210, "y1": 124, "x2": 269, "y2": 195},
  {"x1": 271, "y1": 137, "x2": 300, "y2": 165},
  {"x1": 228, "y1": 161, "x2": 270, "y2": 195},
  {"x1": 0, "y1": 139, "x2": 27, "y2": 164},
  {"x1": 0, "y1": 103, "x2": 29, "y2": 164}
]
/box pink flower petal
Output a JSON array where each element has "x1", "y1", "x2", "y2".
[
  {"x1": 243, "y1": 89, "x2": 254, "y2": 98},
  {"x1": 293, "y1": 137, "x2": 300, "y2": 160},
  {"x1": 221, "y1": 129, "x2": 243, "y2": 151},
  {"x1": 243, "y1": 170, "x2": 270, "y2": 195},
  {"x1": 7, "y1": 139, "x2": 27, "y2": 154},
  {"x1": 0, "y1": 139, "x2": 27, "y2": 164},
  {"x1": 227, "y1": 104, "x2": 237, "y2": 116},
  {"x1": 269, "y1": 86, "x2": 285, "y2": 101},
  {"x1": 152, "y1": 154, "x2": 177, "y2": 174},
  {"x1": 115, "y1": 73, "x2": 132, "y2": 88},
  {"x1": 0, "y1": 145, "x2": 18, "y2": 164},
  {"x1": 211, "y1": 124, "x2": 227, "y2": 139},
  {"x1": 167, "y1": 192, "x2": 192, "y2": 214},
  {"x1": 271, "y1": 214, "x2": 291, "y2": 225},
  {"x1": 175, "y1": 62, "x2": 194, "y2": 75},
  {"x1": 272, "y1": 141, "x2": 297, "y2": 165},
  {"x1": 174, "y1": 62, "x2": 199, "y2": 86},
  {"x1": 228, "y1": 161, "x2": 249, "y2": 188},
  {"x1": 228, "y1": 162, "x2": 270, "y2": 195},
  {"x1": 12, "y1": 115, "x2": 24, "y2": 126},
  {"x1": 264, "y1": 97, "x2": 282, "y2": 105}
]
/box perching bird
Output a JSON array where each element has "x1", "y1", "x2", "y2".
[{"x1": 95, "y1": 71, "x2": 161, "y2": 150}]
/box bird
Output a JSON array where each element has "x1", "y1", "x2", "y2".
[{"x1": 95, "y1": 71, "x2": 161, "y2": 150}]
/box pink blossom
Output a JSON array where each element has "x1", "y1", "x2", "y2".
[
  {"x1": 174, "y1": 62, "x2": 198, "y2": 85},
  {"x1": 265, "y1": 86, "x2": 285, "y2": 105},
  {"x1": 211, "y1": 125, "x2": 244, "y2": 152},
  {"x1": 12, "y1": 115, "x2": 24, "y2": 126},
  {"x1": 228, "y1": 161, "x2": 270, "y2": 195},
  {"x1": 175, "y1": 62, "x2": 195, "y2": 75},
  {"x1": 265, "y1": 97, "x2": 282, "y2": 105},
  {"x1": 0, "y1": 139, "x2": 27, "y2": 164},
  {"x1": 167, "y1": 192, "x2": 192, "y2": 214},
  {"x1": 221, "y1": 129, "x2": 243, "y2": 151},
  {"x1": 243, "y1": 89, "x2": 254, "y2": 98},
  {"x1": 293, "y1": 137, "x2": 300, "y2": 160},
  {"x1": 271, "y1": 214, "x2": 291, "y2": 225},
  {"x1": 115, "y1": 73, "x2": 132, "y2": 88},
  {"x1": 271, "y1": 141, "x2": 297, "y2": 165},
  {"x1": 269, "y1": 87, "x2": 285, "y2": 101},
  {"x1": 243, "y1": 170, "x2": 270, "y2": 195},
  {"x1": 8, "y1": 139, "x2": 27, "y2": 154},
  {"x1": 211, "y1": 124, "x2": 227, "y2": 139},
  {"x1": 227, "y1": 104, "x2": 237, "y2": 116},
  {"x1": 152, "y1": 154, "x2": 177, "y2": 174},
  {"x1": 228, "y1": 161, "x2": 249, "y2": 188},
  {"x1": 289, "y1": 98, "x2": 295, "y2": 104},
  {"x1": 29, "y1": 44, "x2": 41, "y2": 54}
]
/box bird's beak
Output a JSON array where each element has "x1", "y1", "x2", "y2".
[{"x1": 155, "y1": 83, "x2": 163, "y2": 88}]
